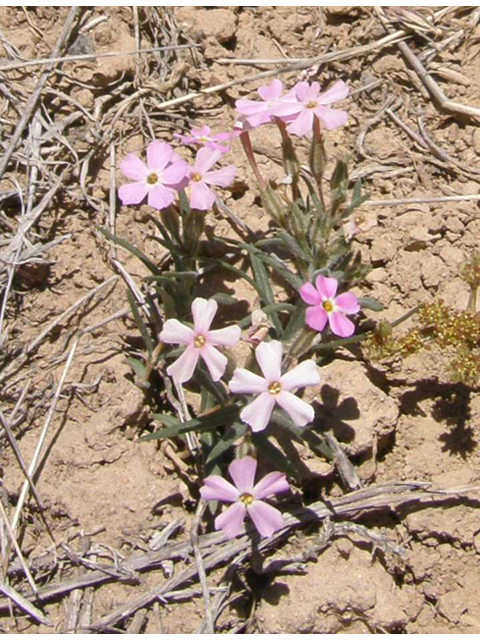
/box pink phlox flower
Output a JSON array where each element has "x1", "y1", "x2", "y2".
[
  {"x1": 160, "y1": 298, "x2": 241, "y2": 384},
  {"x1": 235, "y1": 79, "x2": 297, "y2": 128},
  {"x1": 271, "y1": 80, "x2": 349, "y2": 137},
  {"x1": 299, "y1": 275, "x2": 360, "y2": 338},
  {"x1": 118, "y1": 140, "x2": 189, "y2": 210},
  {"x1": 188, "y1": 147, "x2": 236, "y2": 211},
  {"x1": 229, "y1": 340, "x2": 320, "y2": 433},
  {"x1": 175, "y1": 125, "x2": 232, "y2": 153},
  {"x1": 200, "y1": 456, "x2": 290, "y2": 538}
]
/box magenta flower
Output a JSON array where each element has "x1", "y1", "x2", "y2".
[
  {"x1": 272, "y1": 80, "x2": 349, "y2": 137},
  {"x1": 299, "y1": 275, "x2": 360, "y2": 338},
  {"x1": 188, "y1": 147, "x2": 236, "y2": 211},
  {"x1": 229, "y1": 340, "x2": 320, "y2": 432},
  {"x1": 200, "y1": 456, "x2": 289, "y2": 538},
  {"x1": 160, "y1": 298, "x2": 241, "y2": 384},
  {"x1": 175, "y1": 125, "x2": 232, "y2": 153},
  {"x1": 235, "y1": 79, "x2": 297, "y2": 129},
  {"x1": 118, "y1": 141, "x2": 189, "y2": 209}
]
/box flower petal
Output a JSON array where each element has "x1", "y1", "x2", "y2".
[
  {"x1": 299, "y1": 282, "x2": 322, "y2": 306},
  {"x1": 190, "y1": 181, "x2": 216, "y2": 210},
  {"x1": 255, "y1": 340, "x2": 283, "y2": 382},
  {"x1": 240, "y1": 392, "x2": 276, "y2": 432},
  {"x1": 207, "y1": 325, "x2": 241, "y2": 348},
  {"x1": 118, "y1": 182, "x2": 148, "y2": 205},
  {"x1": 229, "y1": 456, "x2": 257, "y2": 493},
  {"x1": 120, "y1": 154, "x2": 149, "y2": 181},
  {"x1": 315, "y1": 275, "x2": 338, "y2": 299},
  {"x1": 162, "y1": 161, "x2": 189, "y2": 186},
  {"x1": 248, "y1": 501, "x2": 284, "y2": 537},
  {"x1": 148, "y1": 184, "x2": 177, "y2": 210},
  {"x1": 192, "y1": 298, "x2": 218, "y2": 334},
  {"x1": 295, "y1": 81, "x2": 319, "y2": 102},
  {"x1": 270, "y1": 101, "x2": 302, "y2": 118},
  {"x1": 215, "y1": 502, "x2": 246, "y2": 539},
  {"x1": 194, "y1": 147, "x2": 222, "y2": 174},
  {"x1": 318, "y1": 80, "x2": 349, "y2": 105},
  {"x1": 280, "y1": 360, "x2": 321, "y2": 392},
  {"x1": 229, "y1": 368, "x2": 269, "y2": 395},
  {"x1": 204, "y1": 165, "x2": 236, "y2": 188},
  {"x1": 315, "y1": 106, "x2": 349, "y2": 131},
  {"x1": 335, "y1": 292, "x2": 360, "y2": 315},
  {"x1": 200, "y1": 344, "x2": 228, "y2": 382},
  {"x1": 276, "y1": 391, "x2": 314, "y2": 427},
  {"x1": 166, "y1": 345, "x2": 199, "y2": 383},
  {"x1": 200, "y1": 475, "x2": 239, "y2": 502},
  {"x1": 253, "y1": 471, "x2": 289, "y2": 500},
  {"x1": 328, "y1": 311, "x2": 355, "y2": 338},
  {"x1": 147, "y1": 141, "x2": 173, "y2": 171},
  {"x1": 258, "y1": 78, "x2": 283, "y2": 102},
  {"x1": 160, "y1": 318, "x2": 194, "y2": 345},
  {"x1": 305, "y1": 306, "x2": 328, "y2": 332},
  {"x1": 235, "y1": 98, "x2": 268, "y2": 117},
  {"x1": 287, "y1": 108, "x2": 314, "y2": 137}
]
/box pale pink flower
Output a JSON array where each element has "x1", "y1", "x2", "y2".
[
  {"x1": 175, "y1": 125, "x2": 232, "y2": 153},
  {"x1": 342, "y1": 210, "x2": 378, "y2": 242},
  {"x1": 229, "y1": 340, "x2": 320, "y2": 432},
  {"x1": 235, "y1": 79, "x2": 297, "y2": 128},
  {"x1": 200, "y1": 456, "x2": 289, "y2": 538},
  {"x1": 118, "y1": 141, "x2": 189, "y2": 209},
  {"x1": 272, "y1": 80, "x2": 349, "y2": 137},
  {"x1": 299, "y1": 275, "x2": 360, "y2": 338},
  {"x1": 188, "y1": 147, "x2": 236, "y2": 211},
  {"x1": 160, "y1": 298, "x2": 241, "y2": 384}
]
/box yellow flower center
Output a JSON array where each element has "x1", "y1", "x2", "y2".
[
  {"x1": 239, "y1": 492, "x2": 254, "y2": 506},
  {"x1": 147, "y1": 172, "x2": 159, "y2": 185},
  {"x1": 268, "y1": 381, "x2": 282, "y2": 395},
  {"x1": 306, "y1": 100, "x2": 318, "y2": 109},
  {"x1": 323, "y1": 300, "x2": 334, "y2": 313},
  {"x1": 194, "y1": 335, "x2": 206, "y2": 348},
  {"x1": 191, "y1": 172, "x2": 202, "y2": 182}
]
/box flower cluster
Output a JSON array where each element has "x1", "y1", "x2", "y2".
[
  {"x1": 116, "y1": 76, "x2": 363, "y2": 542},
  {"x1": 119, "y1": 138, "x2": 235, "y2": 212},
  {"x1": 236, "y1": 78, "x2": 349, "y2": 136},
  {"x1": 160, "y1": 299, "x2": 321, "y2": 431}
]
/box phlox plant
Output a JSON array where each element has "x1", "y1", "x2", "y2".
[{"x1": 103, "y1": 76, "x2": 400, "y2": 539}]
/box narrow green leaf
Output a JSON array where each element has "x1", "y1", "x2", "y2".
[
  {"x1": 127, "y1": 290, "x2": 154, "y2": 356},
  {"x1": 153, "y1": 413, "x2": 181, "y2": 428},
  {"x1": 251, "y1": 432, "x2": 303, "y2": 481},
  {"x1": 211, "y1": 292, "x2": 239, "y2": 306},
  {"x1": 250, "y1": 253, "x2": 281, "y2": 333},
  {"x1": 142, "y1": 405, "x2": 239, "y2": 441},
  {"x1": 206, "y1": 421, "x2": 247, "y2": 464},
  {"x1": 99, "y1": 227, "x2": 162, "y2": 275},
  {"x1": 144, "y1": 272, "x2": 198, "y2": 284},
  {"x1": 125, "y1": 357, "x2": 150, "y2": 387},
  {"x1": 358, "y1": 296, "x2": 384, "y2": 312},
  {"x1": 282, "y1": 299, "x2": 307, "y2": 341}
]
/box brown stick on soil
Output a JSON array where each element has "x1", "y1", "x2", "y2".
[
  {"x1": 0, "y1": 7, "x2": 82, "y2": 182},
  {"x1": 2, "y1": 481, "x2": 478, "y2": 628}
]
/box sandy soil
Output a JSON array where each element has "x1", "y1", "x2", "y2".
[{"x1": 1, "y1": 6, "x2": 480, "y2": 634}]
